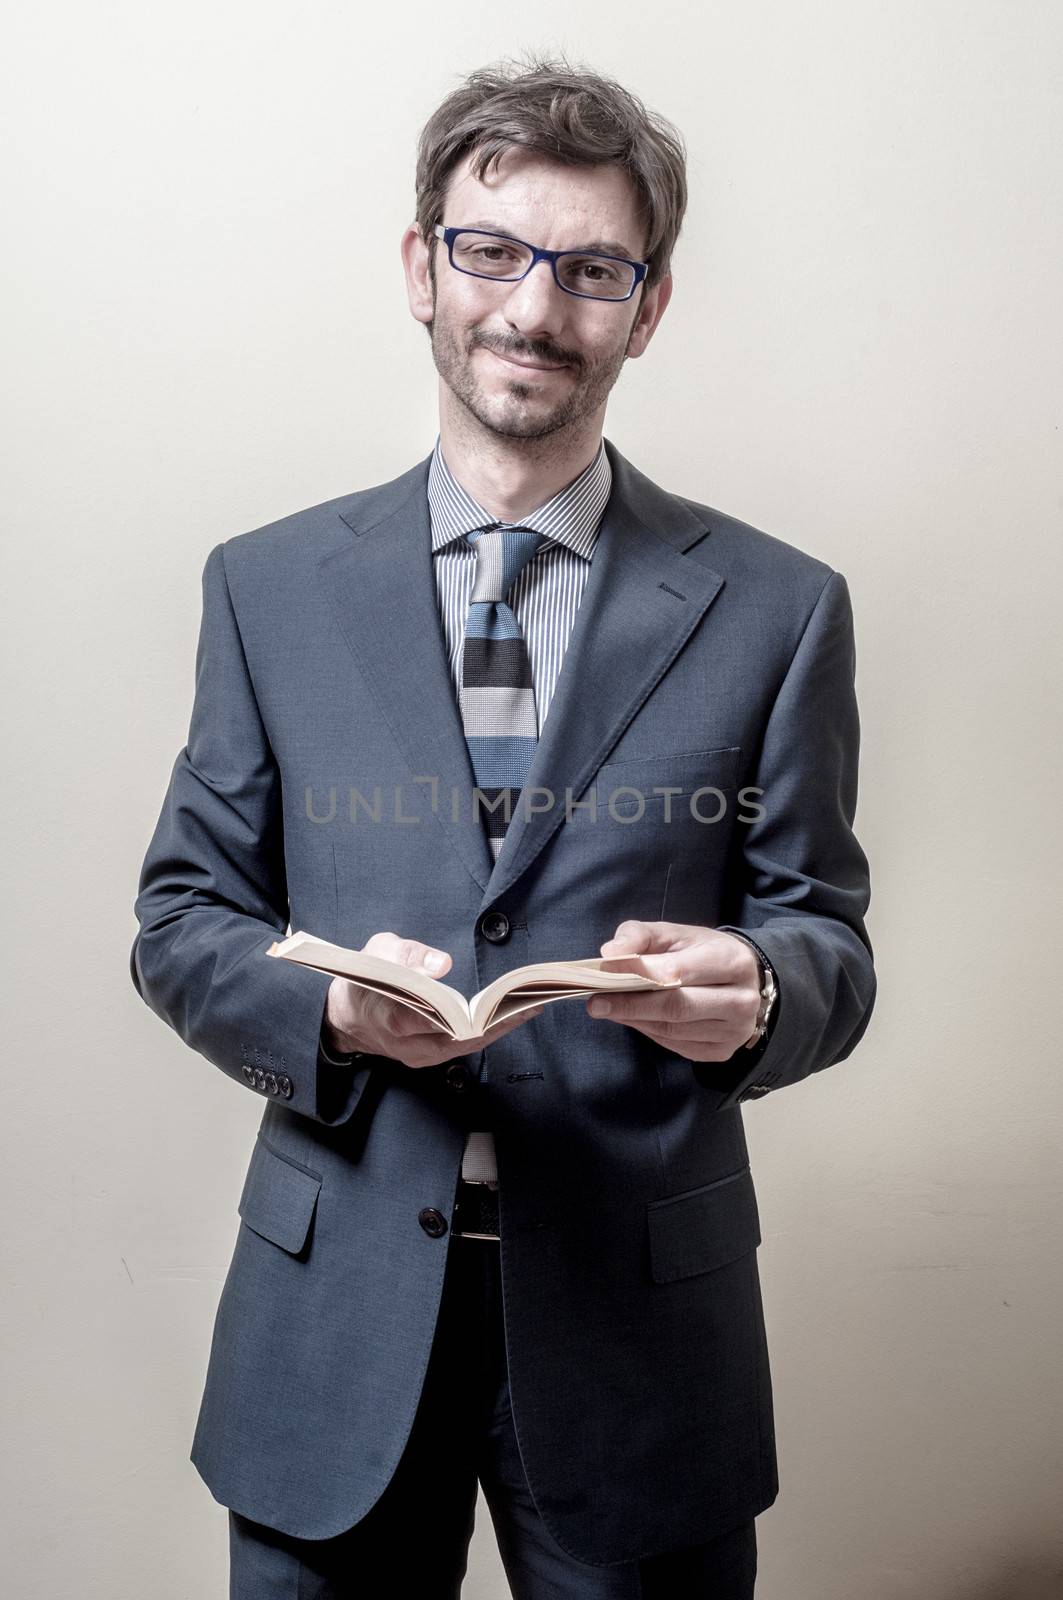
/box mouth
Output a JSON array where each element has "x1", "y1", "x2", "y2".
[{"x1": 484, "y1": 346, "x2": 570, "y2": 375}]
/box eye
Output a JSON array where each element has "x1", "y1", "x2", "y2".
[{"x1": 563, "y1": 257, "x2": 622, "y2": 283}]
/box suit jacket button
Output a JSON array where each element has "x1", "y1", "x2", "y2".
[
  {"x1": 445, "y1": 1063, "x2": 472, "y2": 1093},
  {"x1": 241, "y1": 1064, "x2": 255, "y2": 1085},
  {"x1": 264, "y1": 1071, "x2": 278, "y2": 1094},
  {"x1": 253, "y1": 1067, "x2": 266, "y2": 1090},
  {"x1": 418, "y1": 1208, "x2": 448, "y2": 1238},
  {"x1": 277, "y1": 1074, "x2": 293, "y2": 1099},
  {"x1": 479, "y1": 911, "x2": 510, "y2": 942}
]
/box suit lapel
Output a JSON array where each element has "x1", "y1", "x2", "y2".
[
  {"x1": 482, "y1": 441, "x2": 726, "y2": 908},
  {"x1": 319, "y1": 438, "x2": 726, "y2": 909},
  {"x1": 320, "y1": 455, "x2": 496, "y2": 892}
]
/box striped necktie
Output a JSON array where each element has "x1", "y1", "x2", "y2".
[{"x1": 460, "y1": 523, "x2": 547, "y2": 860}]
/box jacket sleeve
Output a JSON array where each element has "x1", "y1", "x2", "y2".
[
  {"x1": 129, "y1": 540, "x2": 373, "y2": 1126},
  {"x1": 694, "y1": 568, "x2": 877, "y2": 1109}
]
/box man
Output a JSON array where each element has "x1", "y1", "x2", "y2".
[{"x1": 130, "y1": 54, "x2": 876, "y2": 1599}]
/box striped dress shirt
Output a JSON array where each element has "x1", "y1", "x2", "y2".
[{"x1": 426, "y1": 432, "x2": 614, "y2": 1185}]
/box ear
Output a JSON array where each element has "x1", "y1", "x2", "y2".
[
  {"x1": 626, "y1": 270, "x2": 674, "y2": 359},
  {"x1": 400, "y1": 223, "x2": 435, "y2": 327}
]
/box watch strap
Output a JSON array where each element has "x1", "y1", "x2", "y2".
[{"x1": 724, "y1": 930, "x2": 779, "y2": 1050}]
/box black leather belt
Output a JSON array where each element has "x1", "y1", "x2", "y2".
[{"x1": 452, "y1": 1179, "x2": 500, "y2": 1240}]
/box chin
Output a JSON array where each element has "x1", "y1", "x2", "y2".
[{"x1": 485, "y1": 409, "x2": 576, "y2": 442}]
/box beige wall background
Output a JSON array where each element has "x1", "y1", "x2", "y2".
[{"x1": 3, "y1": 1, "x2": 1061, "y2": 1595}]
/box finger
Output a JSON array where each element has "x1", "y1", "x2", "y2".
[
  {"x1": 600, "y1": 920, "x2": 704, "y2": 957},
  {"x1": 633, "y1": 1019, "x2": 739, "y2": 1044},
  {"x1": 587, "y1": 987, "x2": 734, "y2": 1024},
  {"x1": 389, "y1": 1006, "x2": 453, "y2": 1039},
  {"x1": 635, "y1": 1025, "x2": 743, "y2": 1061},
  {"x1": 608, "y1": 939, "x2": 745, "y2": 988},
  {"x1": 600, "y1": 924, "x2": 711, "y2": 983},
  {"x1": 600, "y1": 921, "x2": 658, "y2": 957},
  {"x1": 589, "y1": 1011, "x2": 739, "y2": 1049}
]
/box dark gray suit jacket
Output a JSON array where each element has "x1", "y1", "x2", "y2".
[{"x1": 130, "y1": 436, "x2": 876, "y2": 1564}]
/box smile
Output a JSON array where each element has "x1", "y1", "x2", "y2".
[{"x1": 485, "y1": 347, "x2": 570, "y2": 374}]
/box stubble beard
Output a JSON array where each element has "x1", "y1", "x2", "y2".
[{"x1": 425, "y1": 277, "x2": 635, "y2": 444}]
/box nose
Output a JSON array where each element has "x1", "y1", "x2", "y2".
[{"x1": 500, "y1": 258, "x2": 569, "y2": 345}]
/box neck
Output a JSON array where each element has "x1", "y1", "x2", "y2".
[{"x1": 437, "y1": 389, "x2": 604, "y2": 523}]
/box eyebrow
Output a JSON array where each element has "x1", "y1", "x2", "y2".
[{"x1": 458, "y1": 220, "x2": 641, "y2": 261}]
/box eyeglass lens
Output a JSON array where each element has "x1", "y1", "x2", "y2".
[{"x1": 450, "y1": 231, "x2": 636, "y2": 300}]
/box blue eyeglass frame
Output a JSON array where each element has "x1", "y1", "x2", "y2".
[{"x1": 431, "y1": 224, "x2": 649, "y2": 303}]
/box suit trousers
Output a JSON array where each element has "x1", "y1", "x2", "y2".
[{"x1": 227, "y1": 1229, "x2": 758, "y2": 1599}]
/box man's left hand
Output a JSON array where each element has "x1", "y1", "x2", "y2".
[{"x1": 587, "y1": 920, "x2": 763, "y2": 1063}]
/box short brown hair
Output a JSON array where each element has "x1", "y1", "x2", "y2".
[{"x1": 414, "y1": 51, "x2": 687, "y2": 292}]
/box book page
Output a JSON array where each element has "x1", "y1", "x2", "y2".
[
  {"x1": 468, "y1": 956, "x2": 681, "y2": 1034},
  {"x1": 268, "y1": 937, "x2": 680, "y2": 1042}
]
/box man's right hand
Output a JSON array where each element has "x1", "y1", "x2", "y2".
[{"x1": 322, "y1": 930, "x2": 544, "y2": 1070}]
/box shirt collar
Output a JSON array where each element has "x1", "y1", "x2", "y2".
[{"x1": 426, "y1": 434, "x2": 612, "y2": 561}]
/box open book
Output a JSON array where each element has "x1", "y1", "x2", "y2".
[{"x1": 267, "y1": 930, "x2": 681, "y2": 1042}]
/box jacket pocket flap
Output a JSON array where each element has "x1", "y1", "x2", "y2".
[
  {"x1": 597, "y1": 745, "x2": 741, "y2": 792},
  {"x1": 238, "y1": 1135, "x2": 322, "y2": 1255},
  {"x1": 647, "y1": 1165, "x2": 760, "y2": 1284}
]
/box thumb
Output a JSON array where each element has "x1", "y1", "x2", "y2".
[
  {"x1": 395, "y1": 939, "x2": 451, "y2": 976},
  {"x1": 420, "y1": 947, "x2": 451, "y2": 975},
  {"x1": 601, "y1": 928, "x2": 653, "y2": 947},
  {"x1": 600, "y1": 921, "x2": 689, "y2": 981},
  {"x1": 363, "y1": 931, "x2": 452, "y2": 977},
  {"x1": 601, "y1": 921, "x2": 664, "y2": 955}
]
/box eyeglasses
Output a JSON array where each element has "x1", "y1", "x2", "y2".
[{"x1": 432, "y1": 224, "x2": 648, "y2": 303}]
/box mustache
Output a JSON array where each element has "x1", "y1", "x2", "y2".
[{"x1": 476, "y1": 335, "x2": 580, "y2": 370}]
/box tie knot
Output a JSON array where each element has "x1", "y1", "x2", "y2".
[{"x1": 466, "y1": 524, "x2": 546, "y2": 604}]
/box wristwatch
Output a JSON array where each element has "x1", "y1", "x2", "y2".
[
  {"x1": 744, "y1": 960, "x2": 778, "y2": 1050},
  {"x1": 726, "y1": 931, "x2": 778, "y2": 1051}
]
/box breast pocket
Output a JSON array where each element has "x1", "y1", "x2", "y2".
[
  {"x1": 237, "y1": 1134, "x2": 323, "y2": 1257},
  {"x1": 647, "y1": 1164, "x2": 761, "y2": 1284}
]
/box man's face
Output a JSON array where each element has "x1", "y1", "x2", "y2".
[{"x1": 402, "y1": 149, "x2": 672, "y2": 442}]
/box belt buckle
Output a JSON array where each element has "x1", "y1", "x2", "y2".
[{"x1": 453, "y1": 1179, "x2": 500, "y2": 1241}]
